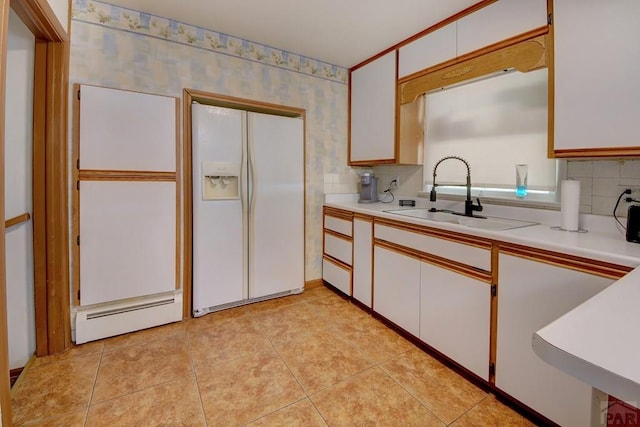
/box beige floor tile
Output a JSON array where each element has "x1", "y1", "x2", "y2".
[
  {"x1": 311, "y1": 367, "x2": 444, "y2": 427},
  {"x1": 244, "y1": 295, "x2": 299, "y2": 315},
  {"x1": 188, "y1": 316, "x2": 273, "y2": 372},
  {"x1": 450, "y1": 395, "x2": 535, "y2": 426},
  {"x1": 32, "y1": 340, "x2": 104, "y2": 367},
  {"x1": 86, "y1": 375, "x2": 205, "y2": 426},
  {"x1": 305, "y1": 294, "x2": 369, "y2": 324},
  {"x1": 336, "y1": 315, "x2": 415, "y2": 362},
  {"x1": 246, "y1": 398, "x2": 328, "y2": 426},
  {"x1": 284, "y1": 285, "x2": 335, "y2": 304},
  {"x1": 20, "y1": 409, "x2": 87, "y2": 427},
  {"x1": 102, "y1": 321, "x2": 186, "y2": 353},
  {"x1": 11, "y1": 353, "x2": 100, "y2": 425},
  {"x1": 252, "y1": 302, "x2": 332, "y2": 343},
  {"x1": 381, "y1": 348, "x2": 488, "y2": 424},
  {"x1": 91, "y1": 334, "x2": 192, "y2": 404},
  {"x1": 198, "y1": 350, "x2": 305, "y2": 425},
  {"x1": 274, "y1": 328, "x2": 374, "y2": 394}
]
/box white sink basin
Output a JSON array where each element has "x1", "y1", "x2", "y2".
[
  {"x1": 384, "y1": 209, "x2": 538, "y2": 231},
  {"x1": 384, "y1": 209, "x2": 458, "y2": 223}
]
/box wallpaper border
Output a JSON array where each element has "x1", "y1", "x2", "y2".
[{"x1": 72, "y1": 0, "x2": 349, "y2": 85}]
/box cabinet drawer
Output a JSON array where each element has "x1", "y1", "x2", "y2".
[
  {"x1": 375, "y1": 224, "x2": 490, "y2": 271},
  {"x1": 324, "y1": 215, "x2": 352, "y2": 237},
  {"x1": 322, "y1": 257, "x2": 351, "y2": 296},
  {"x1": 324, "y1": 232, "x2": 353, "y2": 266}
]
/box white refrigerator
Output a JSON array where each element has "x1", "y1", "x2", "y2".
[{"x1": 191, "y1": 104, "x2": 304, "y2": 316}]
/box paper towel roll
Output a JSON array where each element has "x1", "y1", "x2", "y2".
[{"x1": 561, "y1": 180, "x2": 581, "y2": 231}]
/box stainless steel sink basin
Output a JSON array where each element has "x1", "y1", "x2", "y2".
[{"x1": 384, "y1": 209, "x2": 538, "y2": 231}]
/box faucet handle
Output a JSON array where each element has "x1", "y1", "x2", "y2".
[{"x1": 473, "y1": 198, "x2": 483, "y2": 212}]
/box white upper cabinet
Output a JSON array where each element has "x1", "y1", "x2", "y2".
[
  {"x1": 553, "y1": 0, "x2": 640, "y2": 153},
  {"x1": 457, "y1": 0, "x2": 548, "y2": 56},
  {"x1": 399, "y1": 0, "x2": 548, "y2": 80},
  {"x1": 399, "y1": 22, "x2": 457, "y2": 79},
  {"x1": 350, "y1": 51, "x2": 397, "y2": 164}
]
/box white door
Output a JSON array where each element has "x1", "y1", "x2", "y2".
[
  {"x1": 192, "y1": 104, "x2": 246, "y2": 313},
  {"x1": 248, "y1": 112, "x2": 304, "y2": 298}
]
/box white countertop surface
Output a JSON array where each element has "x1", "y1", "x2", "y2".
[
  {"x1": 533, "y1": 267, "x2": 640, "y2": 405},
  {"x1": 325, "y1": 195, "x2": 640, "y2": 267},
  {"x1": 326, "y1": 194, "x2": 640, "y2": 403}
]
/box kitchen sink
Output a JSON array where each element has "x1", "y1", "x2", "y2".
[{"x1": 384, "y1": 209, "x2": 538, "y2": 231}]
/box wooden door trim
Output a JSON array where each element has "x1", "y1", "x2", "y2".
[
  {"x1": 11, "y1": 0, "x2": 70, "y2": 361},
  {"x1": 0, "y1": 0, "x2": 11, "y2": 423}
]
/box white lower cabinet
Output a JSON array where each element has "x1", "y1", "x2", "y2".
[
  {"x1": 497, "y1": 253, "x2": 614, "y2": 427},
  {"x1": 353, "y1": 218, "x2": 373, "y2": 307},
  {"x1": 420, "y1": 262, "x2": 491, "y2": 380},
  {"x1": 373, "y1": 246, "x2": 420, "y2": 337}
]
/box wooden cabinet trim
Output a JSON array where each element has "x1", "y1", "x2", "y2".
[
  {"x1": 499, "y1": 242, "x2": 632, "y2": 280},
  {"x1": 398, "y1": 26, "x2": 548, "y2": 85},
  {"x1": 554, "y1": 147, "x2": 640, "y2": 159},
  {"x1": 400, "y1": 33, "x2": 548, "y2": 104},
  {"x1": 375, "y1": 217, "x2": 493, "y2": 250},
  {"x1": 489, "y1": 243, "x2": 499, "y2": 385},
  {"x1": 353, "y1": 213, "x2": 373, "y2": 222},
  {"x1": 78, "y1": 170, "x2": 177, "y2": 181},
  {"x1": 374, "y1": 239, "x2": 492, "y2": 284},
  {"x1": 323, "y1": 229, "x2": 353, "y2": 244},
  {"x1": 323, "y1": 206, "x2": 354, "y2": 221},
  {"x1": 322, "y1": 254, "x2": 351, "y2": 273}
]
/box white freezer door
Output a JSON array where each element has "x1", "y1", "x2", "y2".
[
  {"x1": 248, "y1": 112, "x2": 304, "y2": 298},
  {"x1": 192, "y1": 104, "x2": 246, "y2": 313}
]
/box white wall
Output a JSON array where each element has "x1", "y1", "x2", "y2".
[
  {"x1": 5, "y1": 9, "x2": 36, "y2": 369},
  {"x1": 70, "y1": 1, "x2": 350, "y2": 282},
  {"x1": 47, "y1": 0, "x2": 69, "y2": 33}
]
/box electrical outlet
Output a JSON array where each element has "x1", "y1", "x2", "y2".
[{"x1": 390, "y1": 176, "x2": 399, "y2": 190}]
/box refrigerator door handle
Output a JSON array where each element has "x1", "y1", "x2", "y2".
[{"x1": 247, "y1": 116, "x2": 257, "y2": 215}]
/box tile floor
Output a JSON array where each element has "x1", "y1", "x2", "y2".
[{"x1": 11, "y1": 283, "x2": 534, "y2": 426}]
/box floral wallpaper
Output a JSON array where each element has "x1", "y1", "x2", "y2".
[
  {"x1": 72, "y1": 0, "x2": 348, "y2": 84},
  {"x1": 70, "y1": 0, "x2": 351, "y2": 283}
]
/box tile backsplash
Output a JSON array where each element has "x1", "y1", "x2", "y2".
[
  {"x1": 324, "y1": 159, "x2": 640, "y2": 218},
  {"x1": 567, "y1": 159, "x2": 640, "y2": 217}
]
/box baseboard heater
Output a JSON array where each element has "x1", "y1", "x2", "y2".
[{"x1": 75, "y1": 292, "x2": 183, "y2": 344}]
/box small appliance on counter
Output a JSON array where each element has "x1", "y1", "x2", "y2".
[
  {"x1": 358, "y1": 172, "x2": 378, "y2": 203},
  {"x1": 626, "y1": 205, "x2": 640, "y2": 243}
]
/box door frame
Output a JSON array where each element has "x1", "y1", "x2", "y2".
[{"x1": 0, "y1": 0, "x2": 69, "y2": 423}]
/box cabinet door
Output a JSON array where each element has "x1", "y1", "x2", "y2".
[
  {"x1": 554, "y1": 0, "x2": 640, "y2": 152},
  {"x1": 420, "y1": 262, "x2": 491, "y2": 380},
  {"x1": 353, "y1": 218, "x2": 373, "y2": 307},
  {"x1": 350, "y1": 51, "x2": 396, "y2": 164},
  {"x1": 373, "y1": 246, "x2": 420, "y2": 336},
  {"x1": 399, "y1": 22, "x2": 456, "y2": 79},
  {"x1": 497, "y1": 253, "x2": 613, "y2": 427},
  {"x1": 457, "y1": 0, "x2": 547, "y2": 56}
]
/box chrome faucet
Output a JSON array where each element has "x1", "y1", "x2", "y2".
[{"x1": 429, "y1": 155, "x2": 483, "y2": 217}]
